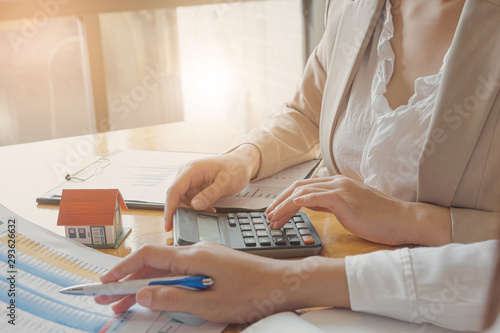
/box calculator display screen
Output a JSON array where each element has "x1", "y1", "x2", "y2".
[{"x1": 197, "y1": 215, "x2": 222, "y2": 244}]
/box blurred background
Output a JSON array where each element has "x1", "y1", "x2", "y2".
[{"x1": 0, "y1": 0, "x2": 326, "y2": 146}]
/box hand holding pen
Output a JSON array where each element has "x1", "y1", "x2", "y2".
[{"x1": 92, "y1": 242, "x2": 312, "y2": 323}]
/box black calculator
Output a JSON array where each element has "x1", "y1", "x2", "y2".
[{"x1": 173, "y1": 207, "x2": 323, "y2": 258}]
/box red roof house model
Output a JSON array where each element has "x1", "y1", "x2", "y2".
[{"x1": 57, "y1": 189, "x2": 129, "y2": 248}]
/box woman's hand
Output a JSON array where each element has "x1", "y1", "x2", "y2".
[
  {"x1": 265, "y1": 175, "x2": 452, "y2": 246},
  {"x1": 94, "y1": 242, "x2": 349, "y2": 324},
  {"x1": 164, "y1": 144, "x2": 260, "y2": 231}
]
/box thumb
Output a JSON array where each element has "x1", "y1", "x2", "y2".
[
  {"x1": 191, "y1": 171, "x2": 232, "y2": 210},
  {"x1": 136, "y1": 286, "x2": 209, "y2": 316}
]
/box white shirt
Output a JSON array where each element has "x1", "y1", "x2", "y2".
[
  {"x1": 346, "y1": 240, "x2": 498, "y2": 332},
  {"x1": 333, "y1": 0, "x2": 447, "y2": 202}
]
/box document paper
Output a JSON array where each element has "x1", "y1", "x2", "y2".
[
  {"x1": 40, "y1": 150, "x2": 321, "y2": 211},
  {"x1": 0, "y1": 204, "x2": 226, "y2": 332},
  {"x1": 214, "y1": 159, "x2": 322, "y2": 210}
]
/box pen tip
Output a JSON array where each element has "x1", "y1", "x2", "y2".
[
  {"x1": 203, "y1": 278, "x2": 215, "y2": 287},
  {"x1": 59, "y1": 287, "x2": 84, "y2": 295}
]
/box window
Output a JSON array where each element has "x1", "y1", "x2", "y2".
[
  {"x1": 78, "y1": 227, "x2": 86, "y2": 238},
  {"x1": 0, "y1": 0, "x2": 325, "y2": 146},
  {"x1": 0, "y1": 16, "x2": 94, "y2": 145}
]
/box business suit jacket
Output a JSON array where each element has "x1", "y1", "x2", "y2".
[{"x1": 234, "y1": 0, "x2": 500, "y2": 243}]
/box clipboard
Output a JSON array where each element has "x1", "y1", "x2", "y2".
[{"x1": 37, "y1": 149, "x2": 324, "y2": 211}]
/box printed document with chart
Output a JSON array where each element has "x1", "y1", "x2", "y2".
[{"x1": 0, "y1": 203, "x2": 226, "y2": 332}]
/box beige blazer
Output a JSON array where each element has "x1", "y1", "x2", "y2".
[{"x1": 234, "y1": 0, "x2": 500, "y2": 243}]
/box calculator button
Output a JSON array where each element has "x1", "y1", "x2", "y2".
[
  {"x1": 283, "y1": 223, "x2": 294, "y2": 230},
  {"x1": 273, "y1": 237, "x2": 286, "y2": 245},
  {"x1": 228, "y1": 218, "x2": 237, "y2": 227},
  {"x1": 250, "y1": 212, "x2": 262, "y2": 218},
  {"x1": 270, "y1": 230, "x2": 283, "y2": 237},
  {"x1": 299, "y1": 228, "x2": 311, "y2": 236},
  {"x1": 238, "y1": 218, "x2": 250, "y2": 225},
  {"x1": 301, "y1": 235, "x2": 315, "y2": 244},
  {"x1": 285, "y1": 229, "x2": 297, "y2": 236},
  {"x1": 242, "y1": 231, "x2": 254, "y2": 237},
  {"x1": 252, "y1": 218, "x2": 264, "y2": 224},
  {"x1": 293, "y1": 216, "x2": 304, "y2": 222},
  {"x1": 254, "y1": 224, "x2": 266, "y2": 231},
  {"x1": 295, "y1": 222, "x2": 307, "y2": 229},
  {"x1": 227, "y1": 213, "x2": 235, "y2": 219},
  {"x1": 288, "y1": 236, "x2": 301, "y2": 245},
  {"x1": 240, "y1": 225, "x2": 252, "y2": 231},
  {"x1": 237, "y1": 213, "x2": 249, "y2": 218},
  {"x1": 244, "y1": 238, "x2": 257, "y2": 246},
  {"x1": 258, "y1": 237, "x2": 271, "y2": 246},
  {"x1": 256, "y1": 230, "x2": 268, "y2": 237}
]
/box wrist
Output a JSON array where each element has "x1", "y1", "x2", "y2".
[
  {"x1": 406, "y1": 202, "x2": 452, "y2": 246},
  {"x1": 232, "y1": 144, "x2": 261, "y2": 179},
  {"x1": 282, "y1": 257, "x2": 350, "y2": 310}
]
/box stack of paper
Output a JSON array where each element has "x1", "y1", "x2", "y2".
[{"x1": 0, "y1": 203, "x2": 226, "y2": 333}]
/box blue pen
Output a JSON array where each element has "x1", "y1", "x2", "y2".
[{"x1": 59, "y1": 275, "x2": 214, "y2": 296}]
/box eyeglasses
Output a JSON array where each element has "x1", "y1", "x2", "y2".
[{"x1": 65, "y1": 157, "x2": 111, "y2": 181}]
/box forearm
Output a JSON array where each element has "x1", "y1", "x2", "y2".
[
  {"x1": 284, "y1": 257, "x2": 350, "y2": 310},
  {"x1": 229, "y1": 144, "x2": 261, "y2": 180}
]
